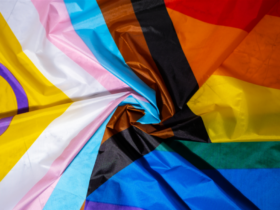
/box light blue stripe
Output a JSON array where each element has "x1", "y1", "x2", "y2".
[
  {"x1": 44, "y1": 93, "x2": 160, "y2": 210},
  {"x1": 64, "y1": 0, "x2": 159, "y2": 123},
  {"x1": 119, "y1": 95, "x2": 160, "y2": 124},
  {"x1": 43, "y1": 110, "x2": 116, "y2": 210}
]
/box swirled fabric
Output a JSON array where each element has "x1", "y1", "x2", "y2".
[{"x1": 1, "y1": 0, "x2": 280, "y2": 209}]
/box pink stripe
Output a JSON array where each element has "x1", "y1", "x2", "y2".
[
  {"x1": 14, "y1": 92, "x2": 133, "y2": 210},
  {"x1": 31, "y1": 0, "x2": 128, "y2": 93}
]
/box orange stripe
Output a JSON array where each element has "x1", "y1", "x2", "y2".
[
  {"x1": 80, "y1": 201, "x2": 85, "y2": 210},
  {"x1": 165, "y1": 0, "x2": 278, "y2": 32},
  {"x1": 167, "y1": 8, "x2": 247, "y2": 87},
  {"x1": 215, "y1": 15, "x2": 280, "y2": 90}
]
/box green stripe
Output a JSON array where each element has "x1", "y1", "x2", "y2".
[{"x1": 156, "y1": 140, "x2": 280, "y2": 169}]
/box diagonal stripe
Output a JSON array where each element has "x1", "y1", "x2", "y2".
[
  {"x1": 87, "y1": 126, "x2": 163, "y2": 196},
  {"x1": 0, "y1": 102, "x2": 71, "y2": 209},
  {"x1": 64, "y1": 0, "x2": 159, "y2": 117},
  {"x1": 0, "y1": 0, "x2": 108, "y2": 100},
  {"x1": 268, "y1": 0, "x2": 280, "y2": 17},
  {"x1": 0, "y1": 13, "x2": 71, "y2": 112},
  {"x1": 13, "y1": 92, "x2": 129, "y2": 210},
  {"x1": 43, "y1": 110, "x2": 116, "y2": 210},
  {"x1": 87, "y1": 150, "x2": 259, "y2": 210},
  {"x1": 31, "y1": 0, "x2": 128, "y2": 93},
  {"x1": 214, "y1": 15, "x2": 280, "y2": 90},
  {"x1": 165, "y1": 0, "x2": 278, "y2": 32},
  {"x1": 167, "y1": 8, "x2": 247, "y2": 87},
  {"x1": 131, "y1": 0, "x2": 197, "y2": 109},
  {"x1": 96, "y1": 0, "x2": 175, "y2": 120}
]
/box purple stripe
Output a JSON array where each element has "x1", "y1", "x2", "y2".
[
  {"x1": 85, "y1": 201, "x2": 144, "y2": 210},
  {"x1": 0, "y1": 63, "x2": 28, "y2": 114},
  {"x1": 0, "y1": 116, "x2": 13, "y2": 136}
]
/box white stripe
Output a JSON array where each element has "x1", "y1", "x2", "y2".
[
  {"x1": 0, "y1": 92, "x2": 127, "y2": 210},
  {"x1": 0, "y1": 0, "x2": 108, "y2": 99}
]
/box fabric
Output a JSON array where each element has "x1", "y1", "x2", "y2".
[{"x1": 1, "y1": 0, "x2": 280, "y2": 209}]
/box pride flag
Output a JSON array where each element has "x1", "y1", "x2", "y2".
[{"x1": 1, "y1": 0, "x2": 280, "y2": 209}]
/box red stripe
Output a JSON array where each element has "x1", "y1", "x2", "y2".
[
  {"x1": 165, "y1": 0, "x2": 278, "y2": 32},
  {"x1": 268, "y1": 0, "x2": 280, "y2": 17}
]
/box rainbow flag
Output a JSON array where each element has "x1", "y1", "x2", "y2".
[{"x1": 1, "y1": 0, "x2": 280, "y2": 209}]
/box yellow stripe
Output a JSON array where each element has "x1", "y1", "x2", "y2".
[
  {"x1": 188, "y1": 75, "x2": 280, "y2": 143},
  {"x1": 0, "y1": 13, "x2": 71, "y2": 116},
  {"x1": 0, "y1": 76, "x2": 17, "y2": 118},
  {"x1": 0, "y1": 102, "x2": 71, "y2": 181},
  {"x1": 0, "y1": 14, "x2": 72, "y2": 180}
]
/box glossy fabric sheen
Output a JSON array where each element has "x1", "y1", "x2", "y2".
[
  {"x1": 188, "y1": 75, "x2": 280, "y2": 142},
  {"x1": 215, "y1": 15, "x2": 280, "y2": 90},
  {"x1": 0, "y1": 76, "x2": 17, "y2": 118},
  {"x1": 0, "y1": 103, "x2": 71, "y2": 182},
  {"x1": 31, "y1": 0, "x2": 128, "y2": 93},
  {"x1": 158, "y1": 140, "x2": 280, "y2": 169},
  {"x1": 12, "y1": 92, "x2": 135, "y2": 210},
  {"x1": 0, "y1": 64, "x2": 28, "y2": 114},
  {"x1": 165, "y1": 0, "x2": 278, "y2": 32},
  {"x1": 167, "y1": 8, "x2": 247, "y2": 87},
  {"x1": 43, "y1": 94, "x2": 159, "y2": 210},
  {"x1": 64, "y1": 0, "x2": 159, "y2": 116},
  {"x1": 1, "y1": 0, "x2": 280, "y2": 209},
  {"x1": 96, "y1": 0, "x2": 175, "y2": 120},
  {"x1": 44, "y1": 111, "x2": 115, "y2": 210},
  {"x1": 0, "y1": 13, "x2": 71, "y2": 111},
  {"x1": 87, "y1": 150, "x2": 259, "y2": 210},
  {"x1": 0, "y1": 1, "x2": 107, "y2": 101}
]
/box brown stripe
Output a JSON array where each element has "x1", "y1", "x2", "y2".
[
  {"x1": 101, "y1": 105, "x2": 144, "y2": 143},
  {"x1": 96, "y1": 0, "x2": 175, "y2": 121},
  {"x1": 102, "y1": 105, "x2": 174, "y2": 144}
]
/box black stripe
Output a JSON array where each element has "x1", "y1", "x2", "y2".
[
  {"x1": 163, "y1": 105, "x2": 210, "y2": 142},
  {"x1": 87, "y1": 126, "x2": 163, "y2": 196},
  {"x1": 131, "y1": 0, "x2": 198, "y2": 110},
  {"x1": 131, "y1": 0, "x2": 209, "y2": 142}
]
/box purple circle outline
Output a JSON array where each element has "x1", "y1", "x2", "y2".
[{"x1": 0, "y1": 63, "x2": 29, "y2": 135}]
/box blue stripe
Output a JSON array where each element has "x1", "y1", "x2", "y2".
[
  {"x1": 63, "y1": 0, "x2": 159, "y2": 123},
  {"x1": 203, "y1": 169, "x2": 280, "y2": 210},
  {"x1": 44, "y1": 94, "x2": 161, "y2": 210},
  {"x1": 87, "y1": 150, "x2": 266, "y2": 210}
]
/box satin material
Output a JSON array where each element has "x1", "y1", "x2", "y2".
[
  {"x1": 0, "y1": 0, "x2": 107, "y2": 100},
  {"x1": 31, "y1": 0, "x2": 129, "y2": 93},
  {"x1": 96, "y1": 0, "x2": 175, "y2": 120},
  {"x1": 43, "y1": 111, "x2": 116, "y2": 210},
  {"x1": 12, "y1": 92, "x2": 129, "y2": 210},
  {"x1": 1, "y1": 0, "x2": 280, "y2": 209},
  {"x1": 87, "y1": 150, "x2": 258, "y2": 210},
  {"x1": 215, "y1": 15, "x2": 280, "y2": 90},
  {"x1": 64, "y1": 0, "x2": 159, "y2": 115},
  {"x1": 188, "y1": 75, "x2": 280, "y2": 142}
]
